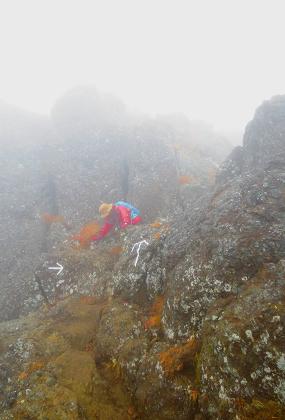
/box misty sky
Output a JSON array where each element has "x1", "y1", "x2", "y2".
[{"x1": 0, "y1": 0, "x2": 284, "y2": 133}]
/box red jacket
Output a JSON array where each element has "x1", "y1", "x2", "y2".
[{"x1": 91, "y1": 204, "x2": 141, "y2": 241}]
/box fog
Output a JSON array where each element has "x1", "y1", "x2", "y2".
[
  {"x1": 1, "y1": 2, "x2": 285, "y2": 416},
  {"x1": 1, "y1": 0, "x2": 285, "y2": 138}
]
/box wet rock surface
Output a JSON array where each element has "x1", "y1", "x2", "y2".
[
  {"x1": 0, "y1": 89, "x2": 225, "y2": 322},
  {"x1": 0, "y1": 94, "x2": 285, "y2": 418}
]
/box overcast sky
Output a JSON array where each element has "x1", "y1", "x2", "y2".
[{"x1": 0, "y1": 0, "x2": 284, "y2": 132}]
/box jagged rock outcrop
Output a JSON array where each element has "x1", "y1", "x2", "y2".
[
  {"x1": 1, "y1": 95, "x2": 284, "y2": 419},
  {"x1": 199, "y1": 260, "x2": 285, "y2": 416},
  {"x1": 243, "y1": 95, "x2": 285, "y2": 170},
  {"x1": 0, "y1": 87, "x2": 226, "y2": 321},
  {"x1": 85, "y1": 95, "x2": 285, "y2": 418}
]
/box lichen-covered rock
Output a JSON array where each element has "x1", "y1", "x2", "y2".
[
  {"x1": 0, "y1": 90, "x2": 223, "y2": 322},
  {"x1": 157, "y1": 97, "x2": 285, "y2": 344},
  {"x1": 90, "y1": 95, "x2": 285, "y2": 418},
  {"x1": 198, "y1": 260, "x2": 285, "y2": 418},
  {"x1": 0, "y1": 298, "x2": 135, "y2": 419},
  {"x1": 1, "y1": 94, "x2": 285, "y2": 418},
  {"x1": 243, "y1": 95, "x2": 285, "y2": 171}
]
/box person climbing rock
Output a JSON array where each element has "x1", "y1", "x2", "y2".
[{"x1": 91, "y1": 201, "x2": 142, "y2": 241}]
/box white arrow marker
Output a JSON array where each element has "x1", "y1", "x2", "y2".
[
  {"x1": 131, "y1": 240, "x2": 149, "y2": 267},
  {"x1": 48, "y1": 262, "x2": 63, "y2": 275}
]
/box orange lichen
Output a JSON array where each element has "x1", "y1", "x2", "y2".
[
  {"x1": 190, "y1": 389, "x2": 199, "y2": 402},
  {"x1": 71, "y1": 221, "x2": 101, "y2": 248},
  {"x1": 41, "y1": 213, "x2": 71, "y2": 229},
  {"x1": 234, "y1": 397, "x2": 246, "y2": 410},
  {"x1": 108, "y1": 246, "x2": 124, "y2": 255},
  {"x1": 159, "y1": 337, "x2": 199, "y2": 376},
  {"x1": 18, "y1": 361, "x2": 44, "y2": 381},
  {"x1": 41, "y1": 213, "x2": 65, "y2": 224},
  {"x1": 144, "y1": 296, "x2": 164, "y2": 330},
  {"x1": 79, "y1": 296, "x2": 97, "y2": 305},
  {"x1": 28, "y1": 361, "x2": 45, "y2": 373},
  {"x1": 153, "y1": 232, "x2": 161, "y2": 240},
  {"x1": 150, "y1": 221, "x2": 163, "y2": 228},
  {"x1": 127, "y1": 405, "x2": 138, "y2": 418},
  {"x1": 18, "y1": 371, "x2": 28, "y2": 381},
  {"x1": 178, "y1": 175, "x2": 192, "y2": 185}
]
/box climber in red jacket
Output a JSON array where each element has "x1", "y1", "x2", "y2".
[{"x1": 91, "y1": 201, "x2": 142, "y2": 241}]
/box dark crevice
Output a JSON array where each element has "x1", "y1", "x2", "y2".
[
  {"x1": 39, "y1": 174, "x2": 59, "y2": 252},
  {"x1": 121, "y1": 157, "x2": 129, "y2": 201},
  {"x1": 34, "y1": 273, "x2": 50, "y2": 305},
  {"x1": 41, "y1": 174, "x2": 59, "y2": 215}
]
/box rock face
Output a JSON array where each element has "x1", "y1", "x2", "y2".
[
  {"x1": 0, "y1": 103, "x2": 63, "y2": 320},
  {"x1": 0, "y1": 88, "x2": 226, "y2": 321},
  {"x1": 243, "y1": 95, "x2": 285, "y2": 170},
  {"x1": 0, "y1": 298, "x2": 136, "y2": 419},
  {"x1": 1, "y1": 94, "x2": 284, "y2": 419}
]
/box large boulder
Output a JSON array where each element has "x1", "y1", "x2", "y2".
[{"x1": 87, "y1": 95, "x2": 285, "y2": 418}]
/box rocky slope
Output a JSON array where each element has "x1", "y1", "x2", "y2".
[
  {"x1": 0, "y1": 94, "x2": 284, "y2": 419},
  {"x1": 0, "y1": 87, "x2": 229, "y2": 322}
]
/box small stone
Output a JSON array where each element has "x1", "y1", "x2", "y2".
[
  {"x1": 230, "y1": 333, "x2": 240, "y2": 342},
  {"x1": 272, "y1": 315, "x2": 280, "y2": 322},
  {"x1": 224, "y1": 283, "x2": 231, "y2": 292},
  {"x1": 245, "y1": 330, "x2": 254, "y2": 341}
]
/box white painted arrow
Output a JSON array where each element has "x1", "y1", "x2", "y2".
[
  {"x1": 131, "y1": 240, "x2": 149, "y2": 267},
  {"x1": 48, "y1": 262, "x2": 63, "y2": 275}
]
